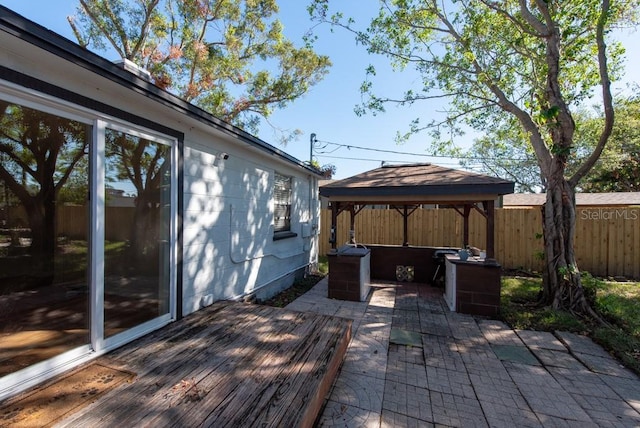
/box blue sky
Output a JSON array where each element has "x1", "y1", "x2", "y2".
[{"x1": 1, "y1": 1, "x2": 638, "y2": 180}]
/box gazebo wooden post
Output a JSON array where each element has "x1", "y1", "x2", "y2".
[
  {"x1": 330, "y1": 202, "x2": 339, "y2": 250},
  {"x1": 485, "y1": 199, "x2": 496, "y2": 263},
  {"x1": 348, "y1": 204, "x2": 356, "y2": 244},
  {"x1": 463, "y1": 204, "x2": 471, "y2": 248},
  {"x1": 403, "y1": 205, "x2": 409, "y2": 246}
]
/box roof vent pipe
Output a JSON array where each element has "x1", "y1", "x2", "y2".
[{"x1": 114, "y1": 58, "x2": 152, "y2": 82}]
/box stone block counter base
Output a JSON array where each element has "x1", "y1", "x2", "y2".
[
  {"x1": 445, "y1": 254, "x2": 501, "y2": 316},
  {"x1": 327, "y1": 246, "x2": 371, "y2": 302}
]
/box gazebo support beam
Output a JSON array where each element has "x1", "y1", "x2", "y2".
[
  {"x1": 473, "y1": 203, "x2": 488, "y2": 218},
  {"x1": 451, "y1": 204, "x2": 472, "y2": 248},
  {"x1": 392, "y1": 205, "x2": 419, "y2": 246},
  {"x1": 330, "y1": 202, "x2": 340, "y2": 249},
  {"x1": 484, "y1": 200, "x2": 496, "y2": 263},
  {"x1": 463, "y1": 204, "x2": 471, "y2": 248},
  {"x1": 349, "y1": 205, "x2": 356, "y2": 244},
  {"x1": 403, "y1": 205, "x2": 408, "y2": 246},
  {"x1": 330, "y1": 203, "x2": 366, "y2": 248}
]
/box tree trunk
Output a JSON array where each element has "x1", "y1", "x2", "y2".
[
  {"x1": 129, "y1": 189, "x2": 160, "y2": 269},
  {"x1": 21, "y1": 191, "x2": 56, "y2": 286},
  {"x1": 540, "y1": 176, "x2": 594, "y2": 315}
]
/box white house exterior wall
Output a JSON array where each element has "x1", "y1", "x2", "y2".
[
  {"x1": 0, "y1": 7, "x2": 321, "y2": 399},
  {"x1": 181, "y1": 136, "x2": 319, "y2": 315},
  {"x1": 0, "y1": 13, "x2": 321, "y2": 311}
]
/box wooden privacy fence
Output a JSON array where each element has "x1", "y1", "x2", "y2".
[
  {"x1": 319, "y1": 207, "x2": 640, "y2": 279},
  {"x1": 56, "y1": 206, "x2": 135, "y2": 242},
  {"x1": 6, "y1": 206, "x2": 135, "y2": 242}
]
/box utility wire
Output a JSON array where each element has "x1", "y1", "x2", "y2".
[
  {"x1": 316, "y1": 154, "x2": 480, "y2": 168},
  {"x1": 313, "y1": 138, "x2": 625, "y2": 163},
  {"x1": 315, "y1": 139, "x2": 434, "y2": 158},
  {"x1": 314, "y1": 138, "x2": 535, "y2": 162}
]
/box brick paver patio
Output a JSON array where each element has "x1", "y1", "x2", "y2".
[{"x1": 286, "y1": 278, "x2": 640, "y2": 427}]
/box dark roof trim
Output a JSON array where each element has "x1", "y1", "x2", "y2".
[
  {"x1": 0, "y1": 6, "x2": 321, "y2": 177},
  {"x1": 0, "y1": 65, "x2": 184, "y2": 140},
  {"x1": 320, "y1": 183, "x2": 515, "y2": 198}
]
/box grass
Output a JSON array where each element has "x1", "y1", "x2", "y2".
[
  {"x1": 56, "y1": 239, "x2": 129, "y2": 279},
  {"x1": 500, "y1": 274, "x2": 640, "y2": 374},
  {"x1": 260, "y1": 256, "x2": 328, "y2": 308}
]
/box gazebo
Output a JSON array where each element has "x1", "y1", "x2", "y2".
[{"x1": 319, "y1": 163, "x2": 515, "y2": 316}]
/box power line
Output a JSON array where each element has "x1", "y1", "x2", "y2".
[
  {"x1": 315, "y1": 139, "x2": 434, "y2": 158},
  {"x1": 315, "y1": 154, "x2": 479, "y2": 168},
  {"x1": 313, "y1": 138, "x2": 626, "y2": 163},
  {"x1": 313, "y1": 138, "x2": 533, "y2": 162}
]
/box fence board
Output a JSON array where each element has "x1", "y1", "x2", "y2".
[
  {"x1": 624, "y1": 217, "x2": 634, "y2": 278},
  {"x1": 575, "y1": 210, "x2": 588, "y2": 273},
  {"x1": 635, "y1": 214, "x2": 640, "y2": 278},
  {"x1": 615, "y1": 213, "x2": 624, "y2": 276},
  {"x1": 607, "y1": 215, "x2": 617, "y2": 277},
  {"x1": 319, "y1": 207, "x2": 638, "y2": 279}
]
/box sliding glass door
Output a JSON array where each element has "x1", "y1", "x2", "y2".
[
  {"x1": 103, "y1": 128, "x2": 173, "y2": 340},
  {"x1": 0, "y1": 92, "x2": 176, "y2": 395},
  {"x1": 0, "y1": 101, "x2": 91, "y2": 377}
]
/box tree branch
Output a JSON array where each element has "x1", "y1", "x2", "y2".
[
  {"x1": 434, "y1": 5, "x2": 552, "y2": 175},
  {"x1": 570, "y1": 0, "x2": 614, "y2": 187},
  {"x1": 519, "y1": 0, "x2": 550, "y2": 36},
  {"x1": 78, "y1": 0, "x2": 126, "y2": 58},
  {"x1": 129, "y1": 0, "x2": 161, "y2": 58},
  {"x1": 54, "y1": 146, "x2": 89, "y2": 194},
  {"x1": 480, "y1": 0, "x2": 543, "y2": 37}
]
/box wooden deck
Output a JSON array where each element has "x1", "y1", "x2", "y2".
[{"x1": 42, "y1": 301, "x2": 351, "y2": 427}]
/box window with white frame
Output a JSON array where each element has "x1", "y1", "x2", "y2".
[{"x1": 273, "y1": 172, "x2": 292, "y2": 235}]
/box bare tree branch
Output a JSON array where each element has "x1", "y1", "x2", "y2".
[
  {"x1": 78, "y1": 0, "x2": 126, "y2": 58},
  {"x1": 129, "y1": 0, "x2": 161, "y2": 58},
  {"x1": 570, "y1": 0, "x2": 614, "y2": 187},
  {"x1": 518, "y1": 0, "x2": 550, "y2": 36}
]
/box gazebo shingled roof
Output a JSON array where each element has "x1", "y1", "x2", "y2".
[
  {"x1": 320, "y1": 163, "x2": 514, "y2": 202},
  {"x1": 320, "y1": 163, "x2": 515, "y2": 261}
]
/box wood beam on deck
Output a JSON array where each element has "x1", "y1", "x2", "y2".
[{"x1": 44, "y1": 302, "x2": 351, "y2": 428}]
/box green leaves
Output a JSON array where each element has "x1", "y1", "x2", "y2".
[
  {"x1": 539, "y1": 106, "x2": 560, "y2": 122},
  {"x1": 577, "y1": 92, "x2": 640, "y2": 191},
  {"x1": 308, "y1": 0, "x2": 637, "y2": 172}
]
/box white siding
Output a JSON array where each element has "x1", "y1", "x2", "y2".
[
  {"x1": 0, "y1": 13, "x2": 321, "y2": 401},
  {"x1": 181, "y1": 141, "x2": 319, "y2": 315},
  {"x1": 0, "y1": 21, "x2": 321, "y2": 317}
]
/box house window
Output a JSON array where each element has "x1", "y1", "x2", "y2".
[{"x1": 273, "y1": 172, "x2": 294, "y2": 238}]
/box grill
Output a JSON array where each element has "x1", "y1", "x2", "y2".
[{"x1": 432, "y1": 249, "x2": 459, "y2": 285}]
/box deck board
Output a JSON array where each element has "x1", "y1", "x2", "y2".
[{"x1": 54, "y1": 301, "x2": 351, "y2": 428}]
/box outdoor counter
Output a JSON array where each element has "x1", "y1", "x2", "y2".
[
  {"x1": 327, "y1": 246, "x2": 371, "y2": 302},
  {"x1": 444, "y1": 254, "x2": 501, "y2": 316}
]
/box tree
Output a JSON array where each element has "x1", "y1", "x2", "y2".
[
  {"x1": 462, "y1": 93, "x2": 640, "y2": 193},
  {"x1": 578, "y1": 93, "x2": 640, "y2": 192},
  {"x1": 0, "y1": 101, "x2": 88, "y2": 261},
  {"x1": 58, "y1": 156, "x2": 90, "y2": 205},
  {"x1": 68, "y1": 0, "x2": 331, "y2": 137},
  {"x1": 105, "y1": 130, "x2": 169, "y2": 264},
  {"x1": 310, "y1": 160, "x2": 336, "y2": 178},
  {"x1": 68, "y1": 0, "x2": 332, "y2": 263},
  {"x1": 309, "y1": 0, "x2": 639, "y2": 315},
  {"x1": 460, "y1": 117, "x2": 545, "y2": 193}
]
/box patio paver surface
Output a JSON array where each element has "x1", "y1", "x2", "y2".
[{"x1": 287, "y1": 278, "x2": 640, "y2": 428}]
